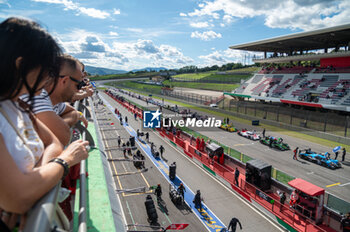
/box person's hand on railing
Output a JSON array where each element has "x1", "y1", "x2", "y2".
[
  {"x1": 77, "y1": 111, "x2": 88, "y2": 128},
  {"x1": 84, "y1": 85, "x2": 94, "y2": 97},
  {"x1": 0, "y1": 209, "x2": 26, "y2": 231},
  {"x1": 59, "y1": 140, "x2": 89, "y2": 167}
]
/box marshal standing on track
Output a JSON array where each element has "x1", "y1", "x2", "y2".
[
  {"x1": 227, "y1": 217, "x2": 242, "y2": 232},
  {"x1": 178, "y1": 183, "x2": 186, "y2": 203},
  {"x1": 155, "y1": 184, "x2": 162, "y2": 200},
  {"x1": 159, "y1": 145, "x2": 165, "y2": 159}
]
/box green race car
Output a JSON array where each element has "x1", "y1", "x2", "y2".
[{"x1": 260, "y1": 136, "x2": 290, "y2": 151}]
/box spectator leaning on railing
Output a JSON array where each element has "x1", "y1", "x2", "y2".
[
  {"x1": 20, "y1": 54, "x2": 90, "y2": 221},
  {"x1": 21, "y1": 54, "x2": 88, "y2": 147},
  {"x1": 0, "y1": 17, "x2": 89, "y2": 230},
  {"x1": 71, "y1": 61, "x2": 94, "y2": 102}
]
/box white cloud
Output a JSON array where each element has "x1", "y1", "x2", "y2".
[
  {"x1": 134, "y1": 40, "x2": 159, "y2": 54},
  {"x1": 185, "y1": 0, "x2": 350, "y2": 31},
  {"x1": 199, "y1": 51, "x2": 226, "y2": 63},
  {"x1": 0, "y1": 9, "x2": 44, "y2": 19},
  {"x1": 191, "y1": 30, "x2": 222, "y2": 41},
  {"x1": 57, "y1": 29, "x2": 193, "y2": 70},
  {"x1": 109, "y1": 31, "x2": 118, "y2": 36},
  {"x1": 199, "y1": 48, "x2": 263, "y2": 67},
  {"x1": 179, "y1": 12, "x2": 187, "y2": 17},
  {"x1": 126, "y1": 28, "x2": 144, "y2": 33},
  {"x1": 78, "y1": 7, "x2": 109, "y2": 19},
  {"x1": 223, "y1": 15, "x2": 234, "y2": 24},
  {"x1": 123, "y1": 27, "x2": 184, "y2": 39},
  {"x1": 0, "y1": 0, "x2": 10, "y2": 7},
  {"x1": 113, "y1": 8, "x2": 120, "y2": 15},
  {"x1": 189, "y1": 21, "x2": 211, "y2": 28},
  {"x1": 32, "y1": 0, "x2": 110, "y2": 19}
]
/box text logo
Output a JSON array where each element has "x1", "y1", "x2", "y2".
[{"x1": 143, "y1": 110, "x2": 161, "y2": 128}]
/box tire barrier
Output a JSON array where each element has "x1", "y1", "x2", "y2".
[
  {"x1": 169, "y1": 162, "x2": 176, "y2": 181},
  {"x1": 169, "y1": 186, "x2": 183, "y2": 206},
  {"x1": 145, "y1": 195, "x2": 158, "y2": 224}
]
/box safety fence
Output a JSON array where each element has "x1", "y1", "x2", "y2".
[
  {"x1": 105, "y1": 89, "x2": 331, "y2": 232},
  {"x1": 162, "y1": 89, "x2": 223, "y2": 106},
  {"x1": 23, "y1": 98, "x2": 94, "y2": 232},
  {"x1": 224, "y1": 99, "x2": 350, "y2": 138},
  {"x1": 129, "y1": 82, "x2": 350, "y2": 138}
]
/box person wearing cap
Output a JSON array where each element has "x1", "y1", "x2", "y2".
[{"x1": 155, "y1": 184, "x2": 162, "y2": 199}]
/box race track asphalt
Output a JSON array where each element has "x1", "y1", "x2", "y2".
[
  {"x1": 108, "y1": 88, "x2": 350, "y2": 203},
  {"x1": 97, "y1": 91, "x2": 282, "y2": 232}
]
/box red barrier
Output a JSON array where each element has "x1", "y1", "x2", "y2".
[
  {"x1": 175, "y1": 137, "x2": 186, "y2": 149},
  {"x1": 183, "y1": 150, "x2": 193, "y2": 158},
  {"x1": 164, "y1": 131, "x2": 174, "y2": 141}
]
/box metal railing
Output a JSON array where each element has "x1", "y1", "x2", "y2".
[
  {"x1": 23, "y1": 99, "x2": 93, "y2": 232},
  {"x1": 23, "y1": 183, "x2": 61, "y2": 232}
]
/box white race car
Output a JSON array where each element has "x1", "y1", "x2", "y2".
[{"x1": 237, "y1": 129, "x2": 261, "y2": 141}]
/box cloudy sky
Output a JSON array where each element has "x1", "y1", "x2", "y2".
[{"x1": 1, "y1": 0, "x2": 350, "y2": 71}]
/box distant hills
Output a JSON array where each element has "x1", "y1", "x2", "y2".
[
  {"x1": 85, "y1": 65, "x2": 168, "y2": 76},
  {"x1": 131, "y1": 67, "x2": 167, "y2": 72},
  {"x1": 85, "y1": 65, "x2": 127, "y2": 76}
]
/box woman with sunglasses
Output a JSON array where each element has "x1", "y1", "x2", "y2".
[{"x1": 0, "y1": 17, "x2": 89, "y2": 229}]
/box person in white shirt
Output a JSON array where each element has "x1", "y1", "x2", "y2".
[{"x1": 0, "y1": 17, "x2": 89, "y2": 229}]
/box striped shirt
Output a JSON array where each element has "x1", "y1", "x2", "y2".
[{"x1": 20, "y1": 90, "x2": 67, "y2": 115}]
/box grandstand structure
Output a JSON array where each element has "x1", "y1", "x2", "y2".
[{"x1": 228, "y1": 23, "x2": 350, "y2": 112}]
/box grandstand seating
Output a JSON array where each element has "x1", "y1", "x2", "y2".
[
  {"x1": 232, "y1": 69, "x2": 350, "y2": 110},
  {"x1": 314, "y1": 67, "x2": 350, "y2": 73},
  {"x1": 259, "y1": 66, "x2": 314, "y2": 74},
  {"x1": 272, "y1": 66, "x2": 314, "y2": 74}
]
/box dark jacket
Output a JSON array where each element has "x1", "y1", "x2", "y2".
[{"x1": 228, "y1": 217, "x2": 242, "y2": 230}]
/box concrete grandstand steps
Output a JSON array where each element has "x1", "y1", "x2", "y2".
[
  {"x1": 251, "y1": 79, "x2": 272, "y2": 95},
  {"x1": 250, "y1": 74, "x2": 264, "y2": 83},
  {"x1": 271, "y1": 78, "x2": 292, "y2": 97},
  {"x1": 341, "y1": 96, "x2": 350, "y2": 106},
  {"x1": 319, "y1": 75, "x2": 339, "y2": 87}
]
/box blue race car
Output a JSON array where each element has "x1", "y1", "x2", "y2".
[{"x1": 298, "y1": 149, "x2": 341, "y2": 170}]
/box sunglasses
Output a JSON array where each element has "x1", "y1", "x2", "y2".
[{"x1": 59, "y1": 75, "x2": 87, "y2": 90}]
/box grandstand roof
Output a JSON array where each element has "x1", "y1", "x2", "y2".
[{"x1": 230, "y1": 23, "x2": 350, "y2": 53}]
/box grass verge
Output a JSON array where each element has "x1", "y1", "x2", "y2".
[{"x1": 163, "y1": 80, "x2": 239, "y2": 92}]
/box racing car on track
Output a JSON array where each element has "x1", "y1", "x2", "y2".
[
  {"x1": 260, "y1": 136, "x2": 290, "y2": 151},
  {"x1": 237, "y1": 129, "x2": 260, "y2": 141},
  {"x1": 219, "y1": 123, "x2": 237, "y2": 132},
  {"x1": 298, "y1": 149, "x2": 341, "y2": 170}
]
